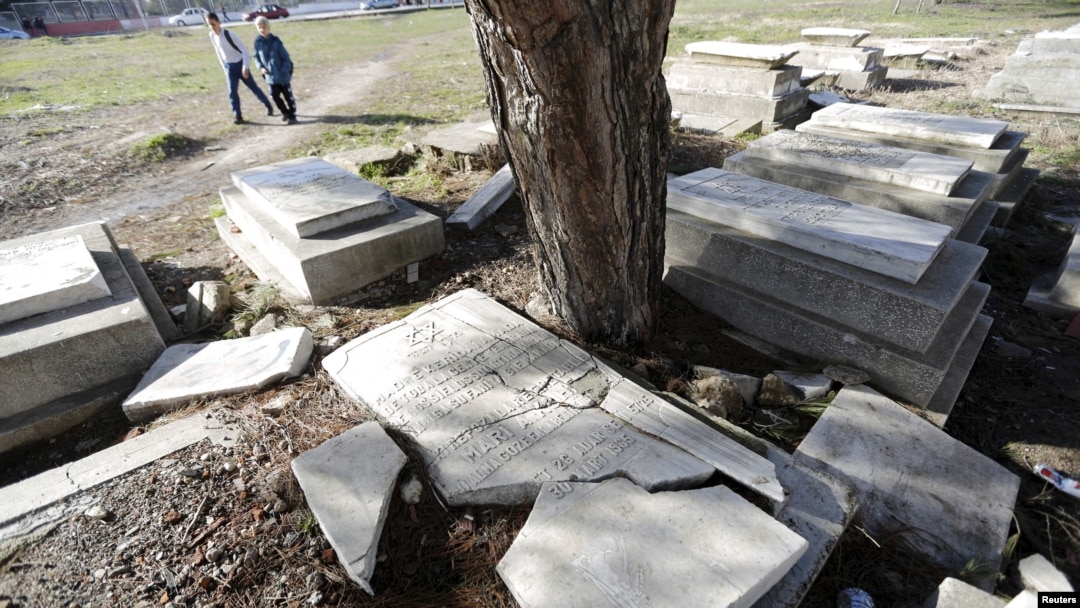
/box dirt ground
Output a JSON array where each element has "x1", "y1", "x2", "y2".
[{"x1": 1, "y1": 32, "x2": 1079, "y2": 608}]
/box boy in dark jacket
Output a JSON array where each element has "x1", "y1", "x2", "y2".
[{"x1": 252, "y1": 16, "x2": 297, "y2": 124}]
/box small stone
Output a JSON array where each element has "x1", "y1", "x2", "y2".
[
  {"x1": 315, "y1": 336, "x2": 344, "y2": 356},
  {"x1": 180, "y1": 467, "x2": 203, "y2": 479},
  {"x1": 85, "y1": 505, "x2": 110, "y2": 520},
  {"x1": 205, "y1": 547, "x2": 224, "y2": 562},
  {"x1": 162, "y1": 510, "x2": 183, "y2": 525},
  {"x1": 232, "y1": 478, "x2": 247, "y2": 492},
  {"x1": 200, "y1": 452, "x2": 211, "y2": 462},
  {"x1": 222, "y1": 461, "x2": 238, "y2": 473},
  {"x1": 823, "y1": 364, "x2": 871, "y2": 385},
  {"x1": 629, "y1": 362, "x2": 650, "y2": 380},
  {"x1": 196, "y1": 575, "x2": 215, "y2": 590},
  {"x1": 524, "y1": 293, "x2": 552, "y2": 320},
  {"x1": 757, "y1": 373, "x2": 800, "y2": 407},
  {"x1": 94, "y1": 568, "x2": 107, "y2": 579},
  {"x1": 261, "y1": 394, "x2": 290, "y2": 416},
  {"x1": 307, "y1": 591, "x2": 324, "y2": 606},
  {"x1": 400, "y1": 474, "x2": 424, "y2": 505},
  {"x1": 271, "y1": 498, "x2": 289, "y2": 514},
  {"x1": 248, "y1": 314, "x2": 278, "y2": 337},
  {"x1": 690, "y1": 375, "x2": 744, "y2": 421}
]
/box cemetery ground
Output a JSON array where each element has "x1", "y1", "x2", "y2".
[{"x1": 2, "y1": 2, "x2": 1080, "y2": 606}]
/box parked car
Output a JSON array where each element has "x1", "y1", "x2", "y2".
[
  {"x1": 168, "y1": 7, "x2": 209, "y2": 26},
  {"x1": 242, "y1": 4, "x2": 289, "y2": 21},
  {"x1": 360, "y1": 0, "x2": 398, "y2": 9},
  {"x1": 0, "y1": 26, "x2": 31, "y2": 39}
]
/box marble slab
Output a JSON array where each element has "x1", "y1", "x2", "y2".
[
  {"x1": 667, "y1": 168, "x2": 951, "y2": 284},
  {"x1": 807, "y1": 102, "x2": 1008, "y2": 149},
  {"x1": 742, "y1": 130, "x2": 973, "y2": 196},
  {"x1": 795, "y1": 385, "x2": 1020, "y2": 589},
  {"x1": 497, "y1": 478, "x2": 808, "y2": 608},
  {"x1": 322, "y1": 289, "x2": 782, "y2": 506},
  {"x1": 0, "y1": 236, "x2": 111, "y2": 326},
  {"x1": 291, "y1": 422, "x2": 406, "y2": 595},
  {"x1": 1024, "y1": 232, "x2": 1080, "y2": 317},
  {"x1": 445, "y1": 163, "x2": 516, "y2": 231},
  {"x1": 231, "y1": 158, "x2": 397, "y2": 238},
  {"x1": 686, "y1": 41, "x2": 799, "y2": 68},
  {"x1": 122, "y1": 327, "x2": 313, "y2": 421},
  {"x1": 667, "y1": 62, "x2": 804, "y2": 97},
  {"x1": 801, "y1": 27, "x2": 871, "y2": 47}
]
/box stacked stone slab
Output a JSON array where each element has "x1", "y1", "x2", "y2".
[
  {"x1": 667, "y1": 41, "x2": 810, "y2": 135},
  {"x1": 215, "y1": 157, "x2": 445, "y2": 305},
  {"x1": 0, "y1": 222, "x2": 167, "y2": 452},
  {"x1": 724, "y1": 128, "x2": 1001, "y2": 243},
  {"x1": 1024, "y1": 230, "x2": 1080, "y2": 317},
  {"x1": 795, "y1": 103, "x2": 1039, "y2": 226},
  {"x1": 976, "y1": 23, "x2": 1080, "y2": 113},
  {"x1": 786, "y1": 27, "x2": 888, "y2": 91},
  {"x1": 665, "y1": 168, "x2": 992, "y2": 425}
]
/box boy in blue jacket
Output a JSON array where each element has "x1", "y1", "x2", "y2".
[{"x1": 253, "y1": 16, "x2": 298, "y2": 124}]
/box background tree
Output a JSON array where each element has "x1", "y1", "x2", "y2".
[{"x1": 463, "y1": 0, "x2": 676, "y2": 347}]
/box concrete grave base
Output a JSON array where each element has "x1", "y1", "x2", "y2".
[
  {"x1": 217, "y1": 186, "x2": 444, "y2": 305},
  {"x1": 664, "y1": 263, "x2": 991, "y2": 422},
  {"x1": 669, "y1": 87, "x2": 810, "y2": 125},
  {"x1": 991, "y1": 167, "x2": 1040, "y2": 227},
  {"x1": 1024, "y1": 232, "x2": 1080, "y2": 317},
  {"x1": 667, "y1": 61, "x2": 803, "y2": 97},
  {"x1": 0, "y1": 222, "x2": 166, "y2": 453}
]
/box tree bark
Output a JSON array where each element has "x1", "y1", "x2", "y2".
[{"x1": 464, "y1": 0, "x2": 674, "y2": 346}]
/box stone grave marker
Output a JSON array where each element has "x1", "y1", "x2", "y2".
[
  {"x1": 123, "y1": 327, "x2": 313, "y2": 421},
  {"x1": 667, "y1": 168, "x2": 951, "y2": 284},
  {"x1": 801, "y1": 27, "x2": 871, "y2": 47},
  {"x1": 291, "y1": 422, "x2": 406, "y2": 595},
  {"x1": 795, "y1": 385, "x2": 1020, "y2": 588},
  {"x1": 0, "y1": 236, "x2": 111, "y2": 326},
  {"x1": 686, "y1": 41, "x2": 799, "y2": 68},
  {"x1": 231, "y1": 158, "x2": 397, "y2": 239},
  {"x1": 804, "y1": 102, "x2": 1008, "y2": 149},
  {"x1": 322, "y1": 289, "x2": 782, "y2": 506},
  {"x1": 741, "y1": 130, "x2": 973, "y2": 196},
  {"x1": 497, "y1": 478, "x2": 808, "y2": 608}
]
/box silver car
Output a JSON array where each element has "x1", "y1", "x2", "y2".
[
  {"x1": 168, "y1": 7, "x2": 209, "y2": 26},
  {"x1": 360, "y1": 0, "x2": 398, "y2": 10},
  {"x1": 0, "y1": 26, "x2": 31, "y2": 40}
]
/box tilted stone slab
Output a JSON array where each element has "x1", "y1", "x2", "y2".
[
  {"x1": 1032, "y1": 29, "x2": 1080, "y2": 54},
  {"x1": 786, "y1": 43, "x2": 884, "y2": 71},
  {"x1": 1019, "y1": 553, "x2": 1075, "y2": 592},
  {"x1": 0, "y1": 222, "x2": 165, "y2": 450},
  {"x1": 668, "y1": 87, "x2": 810, "y2": 124},
  {"x1": 667, "y1": 61, "x2": 803, "y2": 97},
  {"x1": 667, "y1": 168, "x2": 951, "y2": 284},
  {"x1": 741, "y1": 130, "x2": 973, "y2": 196},
  {"x1": 231, "y1": 158, "x2": 397, "y2": 239},
  {"x1": 802, "y1": 27, "x2": 871, "y2": 47},
  {"x1": 798, "y1": 121, "x2": 1027, "y2": 174},
  {"x1": 666, "y1": 210, "x2": 986, "y2": 353},
  {"x1": 723, "y1": 150, "x2": 993, "y2": 232},
  {"x1": 0, "y1": 235, "x2": 111, "y2": 326},
  {"x1": 421, "y1": 120, "x2": 498, "y2": 157},
  {"x1": 322, "y1": 289, "x2": 781, "y2": 506},
  {"x1": 1024, "y1": 231, "x2": 1080, "y2": 317},
  {"x1": 795, "y1": 385, "x2": 1020, "y2": 589},
  {"x1": 834, "y1": 65, "x2": 889, "y2": 91},
  {"x1": 923, "y1": 577, "x2": 1008, "y2": 608},
  {"x1": 291, "y1": 422, "x2": 406, "y2": 595},
  {"x1": 123, "y1": 327, "x2": 313, "y2": 422},
  {"x1": 218, "y1": 186, "x2": 444, "y2": 305},
  {"x1": 498, "y1": 478, "x2": 808, "y2": 608},
  {"x1": 663, "y1": 263, "x2": 991, "y2": 419},
  {"x1": 445, "y1": 163, "x2": 516, "y2": 231},
  {"x1": 804, "y1": 102, "x2": 1008, "y2": 149},
  {"x1": 686, "y1": 41, "x2": 799, "y2": 68}
]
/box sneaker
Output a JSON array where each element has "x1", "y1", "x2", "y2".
[
  {"x1": 287, "y1": 117, "x2": 298, "y2": 125},
  {"x1": 266, "y1": 106, "x2": 274, "y2": 117},
  {"x1": 281, "y1": 115, "x2": 289, "y2": 123},
  {"x1": 234, "y1": 116, "x2": 244, "y2": 125}
]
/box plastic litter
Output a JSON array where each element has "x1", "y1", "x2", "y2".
[
  {"x1": 836, "y1": 587, "x2": 875, "y2": 608},
  {"x1": 1034, "y1": 463, "x2": 1080, "y2": 499}
]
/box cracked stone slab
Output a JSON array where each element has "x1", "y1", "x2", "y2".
[
  {"x1": 123, "y1": 327, "x2": 313, "y2": 422},
  {"x1": 322, "y1": 289, "x2": 769, "y2": 506},
  {"x1": 497, "y1": 478, "x2": 808, "y2": 608},
  {"x1": 291, "y1": 422, "x2": 406, "y2": 594}
]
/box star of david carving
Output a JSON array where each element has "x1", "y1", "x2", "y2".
[{"x1": 405, "y1": 321, "x2": 442, "y2": 346}]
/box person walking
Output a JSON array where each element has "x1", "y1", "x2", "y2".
[
  {"x1": 33, "y1": 16, "x2": 46, "y2": 37},
  {"x1": 252, "y1": 16, "x2": 297, "y2": 124},
  {"x1": 205, "y1": 12, "x2": 273, "y2": 124},
  {"x1": 219, "y1": 3, "x2": 230, "y2": 22}
]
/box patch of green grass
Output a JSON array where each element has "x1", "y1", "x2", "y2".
[
  {"x1": 358, "y1": 162, "x2": 388, "y2": 184},
  {"x1": 391, "y1": 165, "x2": 446, "y2": 197},
  {"x1": 128, "y1": 131, "x2": 196, "y2": 163},
  {"x1": 206, "y1": 204, "x2": 226, "y2": 219},
  {"x1": 145, "y1": 249, "x2": 185, "y2": 262}
]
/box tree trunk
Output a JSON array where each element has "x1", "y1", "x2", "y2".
[{"x1": 464, "y1": 0, "x2": 674, "y2": 346}]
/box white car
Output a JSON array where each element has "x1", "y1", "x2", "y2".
[
  {"x1": 168, "y1": 7, "x2": 209, "y2": 26},
  {"x1": 0, "y1": 26, "x2": 31, "y2": 40},
  {"x1": 360, "y1": 0, "x2": 398, "y2": 9}
]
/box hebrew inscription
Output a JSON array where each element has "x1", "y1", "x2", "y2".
[{"x1": 684, "y1": 172, "x2": 851, "y2": 226}]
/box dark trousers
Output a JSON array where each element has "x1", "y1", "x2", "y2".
[
  {"x1": 270, "y1": 83, "x2": 296, "y2": 120},
  {"x1": 225, "y1": 61, "x2": 271, "y2": 119}
]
